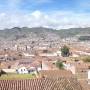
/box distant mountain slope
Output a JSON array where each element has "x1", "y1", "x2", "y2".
[
  {"x1": 0, "y1": 27, "x2": 90, "y2": 40},
  {"x1": 56, "y1": 27, "x2": 90, "y2": 38},
  {"x1": 0, "y1": 27, "x2": 55, "y2": 40}
]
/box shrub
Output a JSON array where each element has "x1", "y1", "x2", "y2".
[
  {"x1": 56, "y1": 61, "x2": 64, "y2": 69},
  {"x1": 82, "y1": 56, "x2": 90, "y2": 62}
]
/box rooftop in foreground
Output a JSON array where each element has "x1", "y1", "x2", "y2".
[{"x1": 0, "y1": 70, "x2": 84, "y2": 90}]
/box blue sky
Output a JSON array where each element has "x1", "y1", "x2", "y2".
[
  {"x1": 0, "y1": 0, "x2": 90, "y2": 29},
  {"x1": 0, "y1": 0, "x2": 90, "y2": 12}
]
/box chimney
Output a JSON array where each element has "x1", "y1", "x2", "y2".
[{"x1": 40, "y1": 60, "x2": 42, "y2": 70}]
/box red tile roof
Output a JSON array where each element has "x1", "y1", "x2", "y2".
[
  {"x1": 0, "y1": 77, "x2": 84, "y2": 90},
  {"x1": 39, "y1": 70, "x2": 74, "y2": 78}
]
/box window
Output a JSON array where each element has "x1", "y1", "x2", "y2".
[{"x1": 21, "y1": 69, "x2": 22, "y2": 72}]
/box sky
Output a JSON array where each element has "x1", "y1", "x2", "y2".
[{"x1": 0, "y1": 0, "x2": 90, "y2": 29}]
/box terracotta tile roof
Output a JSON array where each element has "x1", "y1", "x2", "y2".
[
  {"x1": 39, "y1": 70, "x2": 74, "y2": 78},
  {"x1": 75, "y1": 63, "x2": 90, "y2": 73},
  {"x1": 79, "y1": 80, "x2": 90, "y2": 90},
  {"x1": 17, "y1": 59, "x2": 41, "y2": 68},
  {"x1": 0, "y1": 77, "x2": 84, "y2": 90},
  {"x1": 0, "y1": 61, "x2": 17, "y2": 69}
]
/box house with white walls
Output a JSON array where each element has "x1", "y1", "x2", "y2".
[
  {"x1": 2, "y1": 69, "x2": 16, "y2": 73},
  {"x1": 23, "y1": 52, "x2": 35, "y2": 57},
  {"x1": 16, "y1": 67, "x2": 28, "y2": 74},
  {"x1": 63, "y1": 63, "x2": 75, "y2": 74}
]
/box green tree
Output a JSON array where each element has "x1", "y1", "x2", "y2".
[
  {"x1": 56, "y1": 61, "x2": 64, "y2": 69},
  {"x1": 61, "y1": 45, "x2": 70, "y2": 57}
]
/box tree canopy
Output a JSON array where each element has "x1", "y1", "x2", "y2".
[{"x1": 61, "y1": 45, "x2": 70, "y2": 57}]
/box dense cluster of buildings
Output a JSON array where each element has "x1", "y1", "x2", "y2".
[{"x1": 0, "y1": 34, "x2": 90, "y2": 90}]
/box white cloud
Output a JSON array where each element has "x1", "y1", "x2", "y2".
[{"x1": 0, "y1": 10, "x2": 90, "y2": 29}]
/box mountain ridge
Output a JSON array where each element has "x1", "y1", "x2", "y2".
[{"x1": 0, "y1": 27, "x2": 90, "y2": 40}]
